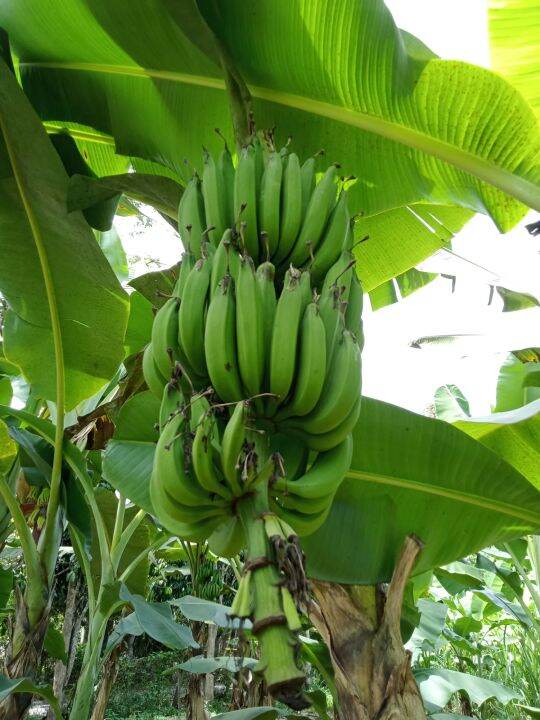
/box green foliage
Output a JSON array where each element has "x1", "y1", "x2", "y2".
[
  {"x1": 0, "y1": 56, "x2": 128, "y2": 408},
  {"x1": 304, "y1": 398, "x2": 540, "y2": 583}
]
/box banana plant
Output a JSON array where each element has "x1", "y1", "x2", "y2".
[
  {"x1": 0, "y1": 44, "x2": 128, "y2": 719},
  {"x1": 0, "y1": 2, "x2": 539, "y2": 719}
]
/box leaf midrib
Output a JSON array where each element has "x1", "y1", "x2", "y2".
[
  {"x1": 21, "y1": 60, "x2": 540, "y2": 212},
  {"x1": 346, "y1": 468, "x2": 540, "y2": 525}
]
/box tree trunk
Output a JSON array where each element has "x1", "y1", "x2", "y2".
[
  {"x1": 0, "y1": 587, "x2": 51, "y2": 720},
  {"x1": 204, "y1": 623, "x2": 217, "y2": 702},
  {"x1": 89, "y1": 646, "x2": 121, "y2": 720},
  {"x1": 46, "y1": 576, "x2": 80, "y2": 720},
  {"x1": 185, "y1": 622, "x2": 209, "y2": 720},
  {"x1": 310, "y1": 536, "x2": 427, "y2": 720}
]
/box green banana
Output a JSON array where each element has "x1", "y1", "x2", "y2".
[
  {"x1": 275, "y1": 152, "x2": 302, "y2": 263},
  {"x1": 269, "y1": 268, "x2": 305, "y2": 407},
  {"x1": 142, "y1": 343, "x2": 167, "y2": 398},
  {"x1": 278, "y1": 491, "x2": 335, "y2": 515},
  {"x1": 259, "y1": 150, "x2": 283, "y2": 257},
  {"x1": 234, "y1": 145, "x2": 259, "y2": 258},
  {"x1": 345, "y1": 271, "x2": 364, "y2": 341},
  {"x1": 217, "y1": 145, "x2": 235, "y2": 228},
  {"x1": 322, "y1": 249, "x2": 355, "y2": 302},
  {"x1": 221, "y1": 401, "x2": 248, "y2": 495},
  {"x1": 299, "y1": 270, "x2": 312, "y2": 308},
  {"x1": 151, "y1": 296, "x2": 181, "y2": 379},
  {"x1": 159, "y1": 379, "x2": 183, "y2": 431},
  {"x1": 291, "y1": 395, "x2": 361, "y2": 451},
  {"x1": 293, "y1": 329, "x2": 361, "y2": 435},
  {"x1": 178, "y1": 257, "x2": 211, "y2": 376},
  {"x1": 178, "y1": 175, "x2": 206, "y2": 257},
  {"x1": 309, "y1": 191, "x2": 350, "y2": 285},
  {"x1": 150, "y1": 472, "x2": 224, "y2": 541},
  {"x1": 202, "y1": 149, "x2": 227, "y2": 246},
  {"x1": 287, "y1": 164, "x2": 338, "y2": 267},
  {"x1": 273, "y1": 436, "x2": 352, "y2": 499},
  {"x1": 236, "y1": 256, "x2": 265, "y2": 397},
  {"x1": 210, "y1": 229, "x2": 241, "y2": 296},
  {"x1": 270, "y1": 497, "x2": 330, "y2": 537},
  {"x1": 318, "y1": 284, "x2": 344, "y2": 370},
  {"x1": 192, "y1": 412, "x2": 232, "y2": 500},
  {"x1": 153, "y1": 412, "x2": 211, "y2": 506},
  {"x1": 174, "y1": 251, "x2": 196, "y2": 298},
  {"x1": 300, "y1": 156, "x2": 316, "y2": 219},
  {"x1": 277, "y1": 302, "x2": 326, "y2": 419},
  {"x1": 208, "y1": 515, "x2": 245, "y2": 558},
  {"x1": 204, "y1": 274, "x2": 244, "y2": 403},
  {"x1": 256, "y1": 261, "x2": 277, "y2": 377}
]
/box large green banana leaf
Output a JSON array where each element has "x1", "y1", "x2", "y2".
[
  {"x1": 303, "y1": 398, "x2": 540, "y2": 584},
  {"x1": 455, "y1": 400, "x2": 540, "y2": 490},
  {"x1": 0, "y1": 56, "x2": 128, "y2": 409},
  {"x1": 2, "y1": 0, "x2": 540, "y2": 237},
  {"x1": 489, "y1": 0, "x2": 540, "y2": 116}
]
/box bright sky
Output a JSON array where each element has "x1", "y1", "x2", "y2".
[{"x1": 119, "y1": 0, "x2": 540, "y2": 417}]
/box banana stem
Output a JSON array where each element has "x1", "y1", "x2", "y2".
[{"x1": 237, "y1": 486, "x2": 305, "y2": 708}]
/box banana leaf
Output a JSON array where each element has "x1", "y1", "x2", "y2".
[
  {"x1": 3, "y1": 0, "x2": 540, "y2": 294},
  {"x1": 303, "y1": 398, "x2": 540, "y2": 584}
]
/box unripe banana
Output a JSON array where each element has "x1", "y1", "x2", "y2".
[
  {"x1": 291, "y1": 329, "x2": 361, "y2": 435},
  {"x1": 275, "y1": 153, "x2": 302, "y2": 263},
  {"x1": 269, "y1": 497, "x2": 330, "y2": 537},
  {"x1": 322, "y1": 249, "x2": 355, "y2": 303},
  {"x1": 151, "y1": 297, "x2": 181, "y2": 379},
  {"x1": 178, "y1": 257, "x2": 211, "y2": 376},
  {"x1": 211, "y1": 229, "x2": 241, "y2": 296},
  {"x1": 217, "y1": 146, "x2": 235, "y2": 228},
  {"x1": 291, "y1": 395, "x2": 361, "y2": 451},
  {"x1": 192, "y1": 412, "x2": 233, "y2": 500},
  {"x1": 178, "y1": 176, "x2": 205, "y2": 257},
  {"x1": 234, "y1": 145, "x2": 259, "y2": 258},
  {"x1": 273, "y1": 436, "x2": 352, "y2": 499},
  {"x1": 204, "y1": 274, "x2": 244, "y2": 403},
  {"x1": 208, "y1": 515, "x2": 245, "y2": 558},
  {"x1": 278, "y1": 491, "x2": 335, "y2": 515},
  {"x1": 299, "y1": 270, "x2": 312, "y2": 309},
  {"x1": 256, "y1": 261, "x2": 277, "y2": 377},
  {"x1": 159, "y1": 379, "x2": 183, "y2": 431},
  {"x1": 150, "y1": 471, "x2": 224, "y2": 541},
  {"x1": 345, "y1": 271, "x2": 364, "y2": 343},
  {"x1": 202, "y1": 149, "x2": 227, "y2": 246},
  {"x1": 142, "y1": 343, "x2": 167, "y2": 398},
  {"x1": 287, "y1": 164, "x2": 338, "y2": 267},
  {"x1": 309, "y1": 192, "x2": 350, "y2": 286},
  {"x1": 276, "y1": 302, "x2": 326, "y2": 419},
  {"x1": 259, "y1": 151, "x2": 283, "y2": 257},
  {"x1": 174, "y1": 251, "x2": 196, "y2": 298},
  {"x1": 153, "y1": 412, "x2": 212, "y2": 506},
  {"x1": 269, "y1": 268, "x2": 305, "y2": 407},
  {"x1": 236, "y1": 256, "x2": 265, "y2": 397},
  {"x1": 300, "y1": 156, "x2": 316, "y2": 219},
  {"x1": 221, "y1": 401, "x2": 249, "y2": 495},
  {"x1": 318, "y1": 284, "x2": 344, "y2": 370}
]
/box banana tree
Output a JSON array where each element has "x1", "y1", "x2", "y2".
[{"x1": 0, "y1": 1, "x2": 539, "y2": 719}]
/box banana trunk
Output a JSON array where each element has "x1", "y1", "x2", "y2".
[{"x1": 237, "y1": 486, "x2": 307, "y2": 710}]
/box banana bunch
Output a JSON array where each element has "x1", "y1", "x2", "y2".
[
  {"x1": 143, "y1": 249, "x2": 362, "y2": 450},
  {"x1": 177, "y1": 137, "x2": 352, "y2": 283},
  {"x1": 142, "y1": 140, "x2": 365, "y2": 710}
]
